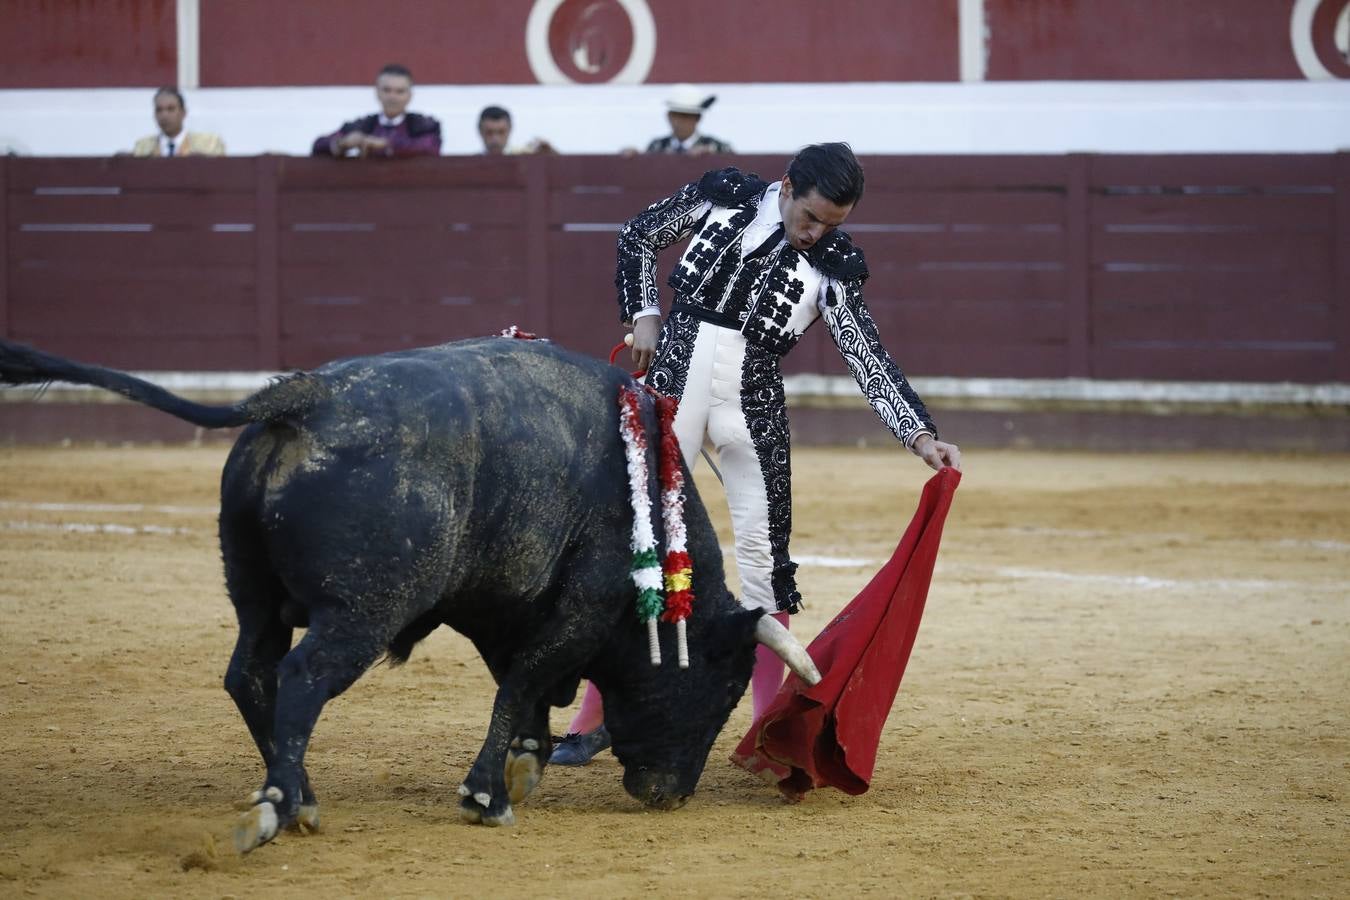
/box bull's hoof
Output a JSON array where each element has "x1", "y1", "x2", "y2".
[
  {"x1": 234, "y1": 801, "x2": 279, "y2": 854},
  {"x1": 505, "y1": 746, "x2": 544, "y2": 804},
  {"x1": 286, "y1": 803, "x2": 321, "y2": 834},
  {"x1": 457, "y1": 786, "x2": 516, "y2": 827},
  {"x1": 233, "y1": 786, "x2": 301, "y2": 852}
]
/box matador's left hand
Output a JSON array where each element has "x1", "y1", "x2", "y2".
[{"x1": 912, "y1": 434, "x2": 962, "y2": 472}]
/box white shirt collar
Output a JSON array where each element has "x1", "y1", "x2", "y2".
[
  {"x1": 159, "y1": 132, "x2": 184, "y2": 156},
  {"x1": 740, "y1": 181, "x2": 784, "y2": 254},
  {"x1": 378, "y1": 113, "x2": 406, "y2": 127}
]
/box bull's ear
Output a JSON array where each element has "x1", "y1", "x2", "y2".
[{"x1": 704, "y1": 603, "x2": 763, "y2": 662}]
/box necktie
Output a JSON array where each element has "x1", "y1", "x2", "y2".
[
  {"x1": 745, "y1": 223, "x2": 786, "y2": 261},
  {"x1": 166, "y1": 140, "x2": 176, "y2": 157}
]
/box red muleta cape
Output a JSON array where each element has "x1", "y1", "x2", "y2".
[{"x1": 732, "y1": 466, "x2": 961, "y2": 800}]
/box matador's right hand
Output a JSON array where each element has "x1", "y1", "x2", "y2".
[
  {"x1": 631, "y1": 315, "x2": 661, "y2": 373},
  {"x1": 912, "y1": 434, "x2": 962, "y2": 472}
]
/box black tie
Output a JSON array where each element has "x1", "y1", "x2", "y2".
[
  {"x1": 744, "y1": 223, "x2": 785, "y2": 261},
  {"x1": 166, "y1": 140, "x2": 176, "y2": 157}
]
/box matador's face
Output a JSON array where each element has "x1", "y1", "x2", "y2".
[{"x1": 778, "y1": 177, "x2": 854, "y2": 252}]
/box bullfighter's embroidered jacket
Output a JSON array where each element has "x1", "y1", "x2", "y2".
[{"x1": 615, "y1": 166, "x2": 936, "y2": 448}]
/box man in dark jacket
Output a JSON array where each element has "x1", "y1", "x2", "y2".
[{"x1": 312, "y1": 64, "x2": 441, "y2": 158}]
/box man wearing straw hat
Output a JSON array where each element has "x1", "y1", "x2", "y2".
[{"x1": 643, "y1": 83, "x2": 734, "y2": 155}]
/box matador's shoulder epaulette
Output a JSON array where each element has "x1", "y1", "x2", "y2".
[
  {"x1": 698, "y1": 167, "x2": 769, "y2": 206},
  {"x1": 808, "y1": 228, "x2": 869, "y2": 282}
]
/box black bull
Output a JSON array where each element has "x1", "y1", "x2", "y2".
[{"x1": 0, "y1": 337, "x2": 819, "y2": 851}]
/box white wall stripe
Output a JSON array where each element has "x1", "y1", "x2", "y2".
[
  {"x1": 943, "y1": 562, "x2": 1347, "y2": 594},
  {"x1": 5, "y1": 82, "x2": 1350, "y2": 156},
  {"x1": 5, "y1": 373, "x2": 1346, "y2": 409},
  {"x1": 176, "y1": 0, "x2": 201, "y2": 89},
  {"x1": 785, "y1": 375, "x2": 1350, "y2": 408},
  {"x1": 958, "y1": 0, "x2": 987, "y2": 83},
  {"x1": 0, "y1": 500, "x2": 216, "y2": 515},
  {"x1": 3, "y1": 520, "x2": 198, "y2": 536}
]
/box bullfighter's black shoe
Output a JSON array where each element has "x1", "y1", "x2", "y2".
[{"x1": 549, "y1": 725, "x2": 611, "y2": 766}]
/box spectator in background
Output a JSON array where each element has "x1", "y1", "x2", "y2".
[
  {"x1": 312, "y1": 64, "x2": 441, "y2": 159},
  {"x1": 637, "y1": 84, "x2": 732, "y2": 156},
  {"x1": 478, "y1": 106, "x2": 513, "y2": 155},
  {"x1": 131, "y1": 88, "x2": 224, "y2": 157},
  {"x1": 478, "y1": 106, "x2": 556, "y2": 156}
]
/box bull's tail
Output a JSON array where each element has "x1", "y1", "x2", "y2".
[{"x1": 0, "y1": 338, "x2": 328, "y2": 429}]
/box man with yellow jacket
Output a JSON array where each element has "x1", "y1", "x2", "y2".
[{"x1": 131, "y1": 88, "x2": 224, "y2": 157}]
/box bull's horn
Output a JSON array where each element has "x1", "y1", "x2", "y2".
[{"x1": 754, "y1": 616, "x2": 822, "y2": 686}]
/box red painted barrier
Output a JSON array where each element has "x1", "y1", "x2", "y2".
[{"x1": 3, "y1": 154, "x2": 1345, "y2": 383}]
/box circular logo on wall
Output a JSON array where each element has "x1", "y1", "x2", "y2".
[
  {"x1": 526, "y1": 0, "x2": 656, "y2": 84},
  {"x1": 1290, "y1": 0, "x2": 1350, "y2": 79}
]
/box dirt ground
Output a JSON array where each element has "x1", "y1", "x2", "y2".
[{"x1": 0, "y1": 443, "x2": 1346, "y2": 898}]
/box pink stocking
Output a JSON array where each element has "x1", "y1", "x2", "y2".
[
  {"x1": 751, "y1": 612, "x2": 791, "y2": 722},
  {"x1": 566, "y1": 681, "x2": 605, "y2": 734}
]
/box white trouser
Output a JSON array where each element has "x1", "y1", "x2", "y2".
[{"x1": 663, "y1": 324, "x2": 778, "y2": 613}]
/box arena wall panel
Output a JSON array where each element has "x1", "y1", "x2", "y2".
[
  {"x1": 1087, "y1": 154, "x2": 1344, "y2": 382},
  {"x1": 0, "y1": 0, "x2": 177, "y2": 88},
  {"x1": 272, "y1": 158, "x2": 533, "y2": 369},
  {"x1": 984, "y1": 0, "x2": 1307, "y2": 80},
  {"x1": 2, "y1": 154, "x2": 1346, "y2": 384}
]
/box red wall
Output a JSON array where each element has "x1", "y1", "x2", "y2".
[
  {"x1": 198, "y1": 0, "x2": 957, "y2": 86},
  {"x1": 4, "y1": 0, "x2": 1348, "y2": 87},
  {"x1": 0, "y1": 0, "x2": 176, "y2": 88},
  {"x1": 199, "y1": 1, "x2": 535, "y2": 87},
  {"x1": 643, "y1": 0, "x2": 957, "y2": 83},
  {"x1": 985, "y1": 0, "x2": 1304, "y2": 80}
]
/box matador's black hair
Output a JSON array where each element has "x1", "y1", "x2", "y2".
[{"x1": 788, "y1": 142, "x2": 865, "y2": 207}]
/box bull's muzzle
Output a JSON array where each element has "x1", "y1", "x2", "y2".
[{"x1": 623, "y1": 767, "x2": 691, "y2": 811}]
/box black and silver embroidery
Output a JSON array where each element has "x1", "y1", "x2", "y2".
[
  {"x1": 646, "y1": 311, "x2": 702, "y2": 401},
  {"x1": 669, "y1": 204, "x2": 758, "y2": 302},
  {"x1": 742, "y1": 248, "x2": 808, "y2": 354},
  {"x1": 740, "y1": 342, "x2": 801, "y2": 614},
  {"x1": 698, "y1": 167, "x2": 768, "y2": 205},
  {"x1": 807, "y1": 228, "x2": 870, "y2": 282},
  {"x1": 822, "y1": 279, "x2": 936, "y2": 447},
  {"x1": 616, "y1": 181, "x2": 713, "y2": 322},
  {"x1": 718, "y1": 248, "x2": 771, "y2": 322}
]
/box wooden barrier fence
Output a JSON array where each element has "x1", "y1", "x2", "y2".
[{"x1": 2, "y1": 153, "x2": 1346, "y2": 383}]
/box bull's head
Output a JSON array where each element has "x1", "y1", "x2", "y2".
[{"x1": 593, "y1": 600, "x2": 819, "y2": 810}]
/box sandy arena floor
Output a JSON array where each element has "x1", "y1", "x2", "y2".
[{"x1": 0, "y1": 444, "x2": 1346, "y2": 898}]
